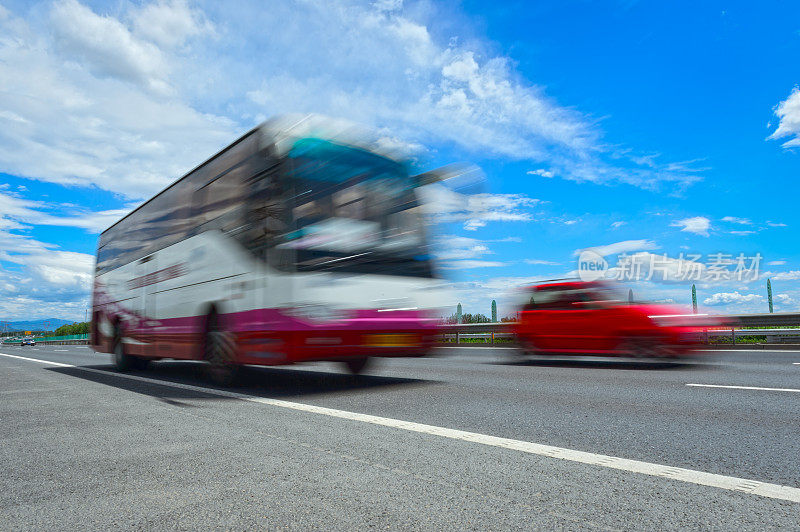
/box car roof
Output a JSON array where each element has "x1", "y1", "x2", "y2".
[{"x1": 527, "y1": 280, "x2": 605, "y2": 291}]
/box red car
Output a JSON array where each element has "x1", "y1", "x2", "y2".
[{"x1": 513, "y1": 280, "x2": 724, "y2": 358}]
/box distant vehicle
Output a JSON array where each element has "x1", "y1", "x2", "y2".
[
  {"x1": 91, "y1": 115, "x2": 449, "y2": 382},
  {"x1": 21, "y1": 338, "x2": 36, "y2": 346},
  {"x1": 513, "y1": 280, "x2": 725, "y2": 358}
]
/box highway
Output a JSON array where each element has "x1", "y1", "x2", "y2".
[{"x1": 1, "y1": 345, "x2": 799, "y2": 529}]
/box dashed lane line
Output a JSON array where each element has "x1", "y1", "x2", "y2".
[
  {"x1": 686, "y1": 383, "x2": 800, "y2": 393},
  {"x1": 2, "y1": 351, "x2": 799, "y2": 504}
]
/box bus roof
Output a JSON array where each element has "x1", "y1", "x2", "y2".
[
  {"x1": 100, "y1": 124, "x2": 260, "y2": 236},
  {"x1": 100, "y1": 114, "x2": 410, "y2": 237}
]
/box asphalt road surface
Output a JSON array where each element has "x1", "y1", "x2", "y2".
[{"x1": 2, "y1": 344, "x2": 799, "y2": 529}]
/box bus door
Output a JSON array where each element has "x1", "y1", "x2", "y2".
[{"x1": 134, "y1": 253, "x2": 158, "y2": 356}]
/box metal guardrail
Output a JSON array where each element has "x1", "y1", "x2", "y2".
[
  {"x1": 439, "y1": 313, "x2": 800, "y2": 345},
  {"x1": 1, "y1": 333, "x2": 89, "y2": 345},
  {"x1": 2, "y1": 312, "x2": 799, "y2": 347},
  {"x1": 733, "y1": 312, "x2": 800, "y2": 327}
]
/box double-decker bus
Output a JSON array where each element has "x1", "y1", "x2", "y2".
[{"x1": 91, "y1": 115, "x2": 446, "y2": 383}]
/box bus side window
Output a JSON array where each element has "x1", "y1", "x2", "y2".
[
  {"x1": 333, "y1": 185, "x2": 366, "y2": 220},
  {"x1": 101, "y1": 209, "x2": 149, "y2": 273},
  {"x1": 189, "y1": 188, "x2": 207, "y2": 236},
  {"x1": 201, "y1": 169, "x2": 246, "y2": 235}
]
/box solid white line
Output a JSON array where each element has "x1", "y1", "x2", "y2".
[
  {"x1": 793, "y1": 363, "x2": 800, "y2": 365},
  {"x1": 697, "y1": 349, "x2": 800, "y2": 353},
  {"x1": 0, "y1": 352, "x2": 75, "y2": 368},
  {"x1": 687, "y1": 383, "x2": 800, "y2": 393},
  {"x1": 1, "y1": 351, "x2": 799, "y2": 504}
]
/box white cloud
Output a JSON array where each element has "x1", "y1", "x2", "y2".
[
  {"x1": 769, "y1": 86, "x2": 800, "y2": 148},
  {"x1": 373, "y1": 0, "x2": 404, "y2": 13},
  {"x1": 767, "y1": 260, "x2": 786, "y2": 266},
  {"x1": 775, "y1": 293, "x2": 798, "y2": 309},
  {"x1": 524, "y1": 259, "x2": 560, "y2": 265},
  {"x1": 729, "y1": 230, "x2": 756, "y2": 236},
  {"x1": 610, "y1": 221, "x2": 626, "y2": 229},
  {"x1": 703, "y1": 291, "x2": 762, "y2": 306},
  {"x1": 770, "y1": 271, "x2": 800, "y2": 281},
  {"x1": 527, "y1": 169, "x2": 554, "y2": 178},
  {"x1": 577, "y1": 239, "x2": 658, "y2": 257},
  {"x1": 0, "y1": 191, "x2": 130, "y2": 233},
  {"x1": 418, "y1": 184, "x2": 539, "y2": 231},
  {"x1": 721, "y1": 216, "x2": 751, "y2": 225},
  {"x1": 0, "y1": 2, "x2": 237, "y2": 199},
  {"x1": 0, "y1": 190, "x2": 129, "y2": 319},
  {"x1": 0, "y1": 229, "x2": 94, "y2": 320},
  {"x1": 51, "y1": 0, "x2": 172, "y2": 94},
  {"x1": 236, "y1": 1, "x2": 702, "y2": 190},
  {"x1": 766, "y1": 221, "x2": 787, "y2": 227},
  {"x1": 434, "y1": 235, "x2": 491, "y2": 261},
  {"x1": 131, "y1": 0, "x2": 214, "y2": 50},
  {"x1": 439, "y1": 260, "x2": 506, "y2": 269},
  {"x1": 0, "y1": 0, "x2": 706, "y2": 203},
  {"x1": 671, "y1": 216, "x2": 711, "y2": 237}
]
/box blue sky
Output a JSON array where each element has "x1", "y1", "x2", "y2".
[{"x1": 1, "y1": 0, "x2": 799, "y2": 321}]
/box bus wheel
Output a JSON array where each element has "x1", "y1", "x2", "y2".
[
  {"x1": 204, "y1": 313, "x2": 238, "y2": 386},
  {"x1": 112, "y1": 326, "x2": 135, "y2": 371},
  {"x1": 343, "y1": 357, "x2": 370, "y2": 375}
]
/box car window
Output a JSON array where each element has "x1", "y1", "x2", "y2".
[{"x1": 531, "y1": 288, "x2": 583, "y2": 310}]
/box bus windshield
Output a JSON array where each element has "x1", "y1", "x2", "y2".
[{"x1": 275, "y1": 138, "x2": 432, "y2": 277}]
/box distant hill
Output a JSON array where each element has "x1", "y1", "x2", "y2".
[{"x1": 0, "y1": 318, "x2": 74, "y2": 332}]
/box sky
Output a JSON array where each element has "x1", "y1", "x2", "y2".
[{"x1": 1, "y1": 0, "x2": 799, "y2": 321}]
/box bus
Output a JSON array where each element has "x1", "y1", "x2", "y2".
[{"x1": 91, "y1": 115, "x2": 447, "y2": 383}]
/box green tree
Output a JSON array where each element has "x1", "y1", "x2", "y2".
[{"x1": 53, "y1": 321, "x2": 90, "y2": 336}]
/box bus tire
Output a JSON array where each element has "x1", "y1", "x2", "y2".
[
  {"x1": 343, "y1": 356, "x2": 370, "y2": 375},
  {"x1": 204, "y1": 312, "x2": 239, "y2": 386},
  {"x1": 112, "y1": 325, "x2": 136, "y2": 371}
]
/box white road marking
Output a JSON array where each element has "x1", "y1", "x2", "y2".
[
  {"x1": 697, "y1": 349, "x2": 800, "y2": 353},
  {"x1": 0, "y1": 352, "x2": 75, "y2": 368},
  {"x1": 793, "y1": 362, "x2": 800, "y2": 365},
  {"x1": 687, "y1": 383, "x2": 800, "y2": 393},
  {"x1": 54, "y1": 350, "x2": 68, "y2": 352},
  {"x1": 2, "y1": 352, "x2": 800, "y2": 504}
]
